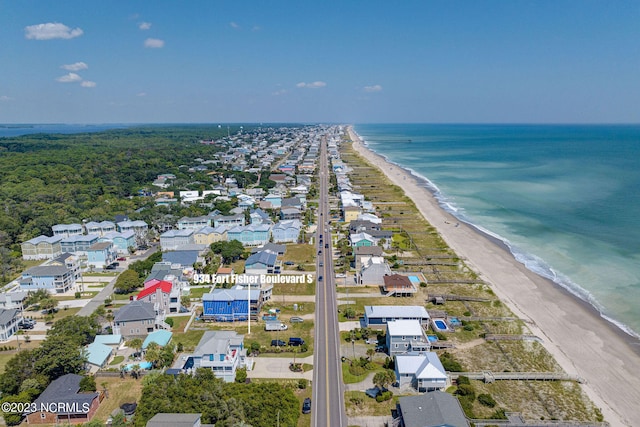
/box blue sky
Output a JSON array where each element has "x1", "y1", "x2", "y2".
[{"x1": 1, "y1": 1, "x2": 639, "y2": 124}]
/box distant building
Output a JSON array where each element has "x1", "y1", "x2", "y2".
[
  {"x1": 21, "y1": 235, "x2": 63, "y2": 260},
  {"x1": 19, "y1": 265, "x2": 75, "y2": 294},
  {"x1": 160, "y1": 229, "x2": 195, "y2": 251},
  {"x1": 87, "y1": 241, "x2": 117, "y2": 269},
  {"x1": 0, "y1": 309, "x2": 21, "y2": 341},
  {"x1": 51, "y1": 223, "x2": 83, "y2": 238}
]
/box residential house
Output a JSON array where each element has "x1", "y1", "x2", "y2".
[
  {"x1": 357, "y1": 213, "x2": 382, "y2": 224},
  {"x1": 84, "y1": 221, "x2": 116, "y2": 236},
  {"x1": 201, "y1": 288, "x2": 262, "y2": 322},
  {"x1": 358, "y1": 256, "x2": 392, "y2": 285},
  {"x1": 350, "y1": 232, "x2": 377, "y2": 248},
  {"x1": 193, "y1": 225, "x2": 227, "y2": 245},
  {"x1": 271, "y1": 220, "x2": 302, "y2": 243},
  {"x1": 212, "y1": 213, "x2": 245, "y2": 230},
  {"x1": 116, "y1": 220, "x2": 149, "y2": 235},
  {"x1": 245, "y1": 250, "x2": 278, "y2": 275},
  {"x1": 354, "y1": 246, "x2": 384, "y2": 270},
  {"x1": 86, "y1": 342, "x2": 113, "y2": 369},
  {"x1": 0, "y1": 309, "x2": 20, "y2": 341},
  {"x1": 19, "y1": 265, "x2": 75, "y2": 293},
  {"x1": 52, "y1": 223, "x2": 84, "y2": 238},
  {"x1": 113, "y1": 301, "x2": 157, "y2": 338},
  {"x1": 395, "y1": 353, "x2": 448, "y2": 392},
  {"x1": 363, "y1": 306, "x2": 430, "y2": 327},
  {"x1": 237, "y1": 194, "x2": 255, "y2": 209},
  {"x1": 87, "y1": 241, "x2": 118, "y2": 269},
  {"x1": 0, "y1": 291, "x2": 28, "y2": 311},
  {"x1": 249, "y1": 208, "x2": 272, "y2": 225},
  {"x1": 386, "y1": 319, "x2": 430, "y2": 356},
  {"x1": 348, "y1": 219, "x2": 381, "y2": 233},
  {"x1": 60, "y1": 234, "x2": 99, "y2": 255},
  {"x1": 136, "y1": 280, "x2": 182, "y2": 314},
  {"x1": 100, "y1": 230, "x2": 136, "y2": 254},
  {"x1": 383, "y1": 274, "x2": 418, "y2": 296},
  {"x1": 343, "y1": 205, "x2": 362, "y2": 223},
  {"x1": 142, "y1": 329, "x2": 173, "y2": 349},
  {"x1": 396, "y1": 392, "x2": 469, "y2": 427},
  {"x1": 182, "y1": 330, "x2": 249, "y2": 382},
  {"x1": 282, "y1": 197, "x2": 304, "y2": 210},
  {"x1": 264, "y1": 194, "x2": 282, "y2": 208},
  {"x1": 280, "y1": 207, "x2": 302, "y2": 221},
  {"x1": 162, "y1": 250, "x2": 203, "y2": 271},
  {"x1": 177, "y1": 216, "x2": 211, "y2": 230},
  {"x1": 160, "y1": 229, "x2": 195, "y2": 251},
  {"x1": 46, "y1": 253, "x2": 82, "y2": 280},
  {"x1": 227, "y1": 224, "x2": 271, "y2": 247},
  {"x1": 26, "y1": 374, "x2": 101, "y2": 425},
  {"x1": 250, "y1": 243, "x2": 286, "y2": 256},
  {"x1": 21, "y1": 235, "x2": 63, "y2": 260}
]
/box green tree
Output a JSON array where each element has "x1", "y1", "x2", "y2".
[
  {"x1": 34, "y1": 336, "x2": 86, "y2": 382},
  {"x1": 211, "y1": 240, "x2": 245, "y2": 264},
  {"x1": 79, "y1": 375, "x2": 97, "y2": 392},
  {"x1": 48, "y1": 315, "x2": 100, "y2": 346},
  {"x1": 114, "y1": 269, "x2": 143, "y2": 294},
  {"x1": 373, "y1": 369, "x2": 396, "y2": 391}
]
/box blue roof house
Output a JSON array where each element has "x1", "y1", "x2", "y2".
[
  {"x1": 142, "y1": 330, "x2": 173, "y2": 349},
  {"x1": 245, "y1": 250, "x2": 278, "y2": 275},
  {"x1": 86, "y1": 342, "x2": 113, "y2": 368},
  {"x1": 227, "y1": 224, "x2": 271, "y2": 247},
  {"x1": 100, "y1": 230, "x2": 135, "y2": 254},
  {"x1": 264, "y1": 194, "x2": 282, "y2": 208},
  {"x1": 271, "y1": 220, "x2": 302, "y2": 243},
  {"x1": 202, "y1": 289, "x2": 261, "y2": 322}
]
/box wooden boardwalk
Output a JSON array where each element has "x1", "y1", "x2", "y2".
[{"x1": 449, "y1": 371, "x2": 585, "y2": 384}]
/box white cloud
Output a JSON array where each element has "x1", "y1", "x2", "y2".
[
  {"x1": 272, "y1": 89, "x2": 288, "y2": 96},
  {"x1": 0, "y1": 95, "x2": 13, "y2": 101},
  {"x1": 363, "y1": 84, "x2": 383, "y2": 93},
  {"x1": 25, "y1": 22, "x2": 83, "y2": 40},
  {"x1": 230, "y1": 22, "x2": 239, "y2": 29},
  {"x1": 296, "y1": 81, "x2": 327, "y2": 89},
  {"x1": 139, "y1": 22, "x2": 152, "y2": 30},
  {"x1": 81, "y1": 81, "x2": 96, "y2": 88},
  {"x1": 56, "y1": 73, "x2": 82, "y2": 83},
  {"x1": 137, "y1": 92, "x2": 147, "y2": 97},
  {"x1": 61, "y1": 62, "x2": 88, "y2": 71},
  {"x1": 144, "y1": 38, "x2": 165, "y2": 48}
]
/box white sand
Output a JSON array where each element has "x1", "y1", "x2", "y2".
[{"x1": 348, "y1": 126, "x2": 640, "y2": 426}]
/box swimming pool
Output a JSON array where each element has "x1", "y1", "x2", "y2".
[
  {"x1": 432, "y1": 319, "x2": 448, "y2": 331},
  {"x1": 408, "y1": 275, "x2": 420, "y2": 284},
  {"x1": 124, "y1": 361, "x2": 153, "y2": 371},
  {"x1": 427, "y1": 335, "x2": 439, "y2": 342}
]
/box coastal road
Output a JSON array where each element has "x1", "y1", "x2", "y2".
[{"x1": 312, "y1": 135, "x2": 347, "y2": 427}]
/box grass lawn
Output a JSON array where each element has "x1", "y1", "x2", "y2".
[
  {"x1": 188, "y1": 286, "x2": 213, "y2": 299},
  {"x1": 283, "y1": 243, "x2": 315, "y2": 264},
  {"x1": 109, "y1": 355, "x2": 125, "y2": 365},
  {"x1": 345, "y1": 391, "x2": 398, "y2": 416},
  {"x1": 171, "y1": 329, "x2": 205, "y2": 352},
  {"x1": 166, "y1": 315, "x2": 191, "y2": 332},
  {"x1": 0, "y1": 341, "x2": 41, "y2": 372},
  {"x1": 92, "y1": 377, "x2": 145, "y2": 424},
  {"x1": 271, "y1": 279, "x2": 316, "y2": 296}
]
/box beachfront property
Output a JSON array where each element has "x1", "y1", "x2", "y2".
[
  {"x1": 201, "y1": 288, "x2": 262, "y2": 322},
  {"x1": 343, "y1": 205, "x2": 362, "y2": 223},
  {"x1": 349, "y1": 219, "x2": 382, "y2": 233},
  {"x1": 395, "y1": 352, "x2": 448, "y2": 392},
  {"x1": 383, "y1": 274, "x2": 418, "y2": 296},
  {"x1": 358, "y1": 256, "x2": 392, "y2": 285},
  {"x1": 396, "y1": 393, "x2": 469, "y2": 427},
  {"x1": 0, "y1": 309, "x2": 21, "y2": 341},
  {"x1": 363, "y1": 305, "x2": 431, "y2": 327},
  {"x1": 87, "y1": 241, "x2": 118, "y2": 269},
  {"x1": 160, "y1": 229, "x2": 195, "y2": 251},
  {"x1": 271, "y1": 220, "x2": 302, "y2": 243},
  {"x1": 354, "y1": 246, "x2": 384, "y2": 270},
  {"x1": 386, "y1": 319, "x2": 431, "y2": 356},
  {"x1": 182, "y1": 331, "x2": 249, "y2": 382},
  {"x1": 226, "y1": 223, "x2": 271, "y2": 246},
  {"x1": 51, "y1": 223, "x2": 84, "y2": 238},
  {"x1": 26, "y1": 374, "x2": 101, "y2": 425},
  {"x1": 19, "y1": 265, "x2": 76, "y2": 293},
  {"x1": 350, "y1": 231, "x2": 378, "y2": 248},
  {"x1": 20, "y1": 235, "x2": 64, "y2": 260}
]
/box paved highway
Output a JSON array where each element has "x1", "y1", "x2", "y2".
[{"x1": 312, "y1": 136, "x2": 347, "y2": 426}]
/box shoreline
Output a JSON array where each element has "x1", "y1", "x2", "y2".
[{"x1": 347, "y1": 125, "x2": 640, "y2": 427}]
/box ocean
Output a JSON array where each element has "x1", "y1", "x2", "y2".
[
  {"x1": 0, "y1": 123, "x2": 133, "y2": 137},
  {"x1": 354, "y1": 124, "x2": 640, "y2": 338}
]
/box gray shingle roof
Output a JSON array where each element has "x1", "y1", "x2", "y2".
[
  {"x1": 398, "y1": 392, "x2": 470, "y2": 427},
  {"x1": 114, "y1": 301, "x2": 155, "y2": 322},
  {"x1": 33, "y1": 374, "x2": 99, "y2": 415}
]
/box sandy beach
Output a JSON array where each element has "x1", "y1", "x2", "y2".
[{"x1": 347, "y1": 126, "x2": 640, "y2": 427}]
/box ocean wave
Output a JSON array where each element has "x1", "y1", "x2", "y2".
[{"x1": 358, "y1": 133, "x2": 640, "y2": 340}]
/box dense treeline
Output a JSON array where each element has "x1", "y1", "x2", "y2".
[{"x1": 134, "y1": 369, "x2": 300, "y2": 427}]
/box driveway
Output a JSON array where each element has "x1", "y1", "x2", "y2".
[{"x1": 247, "y1": 355, "x2": 313, "y2": 381}]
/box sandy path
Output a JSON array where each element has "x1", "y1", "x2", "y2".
[{"x1": 348, "y1": 126, "x2": 640, "y2": 427}]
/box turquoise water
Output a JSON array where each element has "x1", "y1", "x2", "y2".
[
  {"x1": 124, "y1": 361, "x2": 153, "y2": 371},
  {"x1": 408, "y1": 275, "x2": 420, "y2": 284},
  {"x1": 355, "y1": 124, "x2": 640, "y2": 338}
]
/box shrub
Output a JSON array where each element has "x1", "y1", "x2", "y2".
[
  {"x1": 298, "y1": 379, "x2": 308, "y2": 389},
  {"x1": 463, "y1": 324, "x2": 474, "y2": 331},
  {"x1": 440, "y1": 352, "x2": 463, "y2": 372},
  {"x1": 456, "y1": 375, "x2": 470, "y2": 385},
  {"x1": 375, "y1": 390, "x2": 393, "y2": 402},
  {"x1": 79, "y1": 375, "x2": 97, "y2": 392},
  {"x1": 164, "y1": 317, "x2": 174, "y2": 327},
  {"x1": 350, "y1": 395, "x2": 364, "y2": 406},
  {"x1": 75, "y1": 292, "x2": 82, "y2": 299},
  {"x1": 235, "y1": 367, "x2": 247, "y2": 383},
  {"x1": 489, "y1": 408, "x2": 507, "y2": 419},
  {"x1": 478, "y1": 393, "x2": 497, "y2": 407}
]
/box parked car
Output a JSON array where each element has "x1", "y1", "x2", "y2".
[
  {"x1": 271, "y1": 339, "x2": 286, "y2": 347},
  {"x1": 288, "y1": 337, "x2": 305, "y2": 346},
  {"x1": 284, "y1": 261, "x2": 295, "y2": 266},
  {"x1": 375, "y1": 345, "x2": 386, "y2": 353},
  {"x1": 302, "y1": 397, "x2": 311, "y2": 414},
  {"x1": 117, "y1": 257, "x2": 127, "y2": 261},
  {"x1": 290, "y1": 316, "x2": 304, "y2": 323}
]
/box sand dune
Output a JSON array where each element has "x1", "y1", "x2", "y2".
[{"x1": 348, "y1": 126, "x2": 640, "y2": 427}]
